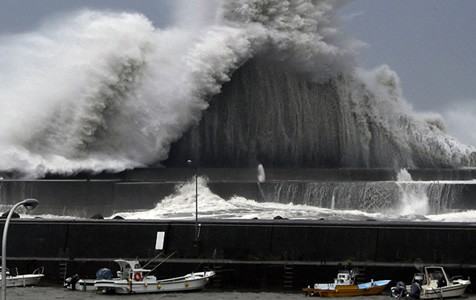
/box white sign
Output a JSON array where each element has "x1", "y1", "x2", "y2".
[{"x1": 155, "y1": 231, "x2": 165, "y2": 250}]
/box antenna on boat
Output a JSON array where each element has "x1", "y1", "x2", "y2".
[
  {"x1": 414, "y1": 258, "x2": 424, "y2": 272},
  {"x1": 142, "y1": 252, "x2": 164, "y2": 269},
  {"x1": 143, "y1": 252, "x2": 176, "y2": 276}
]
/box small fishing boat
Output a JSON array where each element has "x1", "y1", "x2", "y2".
[
  {"x1": 94, "y1": 259, "x2": 215, "y2": 294},
  {"x1": 391, "y1": 265, "x2": 470, "y2": 299},
  {"x1": 0, "y1": 266, "x2": 44, "y2": 287},
  {"x1": 67, "y1": 257, "x2": 215, "y2": 294},
  {"x1": 303, "y1": 269, "x2": 390, "y2": 297}
]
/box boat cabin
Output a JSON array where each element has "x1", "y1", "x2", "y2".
[
  {"x1": 335, "y1": 270, "x2": 354, "y2": 285},
  {"x1": 114, "y1": 259, "x2": 151, "y2": 281},
  {"x1": 423, "y1": 266, "x2": 449, "y2": 288}
]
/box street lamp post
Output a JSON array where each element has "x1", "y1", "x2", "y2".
[
  {"x1": 2, "y1": 198, "x2": 39, "y2": 300},
  {"x1": 187, "y1": 160, "x2": 199, "y2": 241}
]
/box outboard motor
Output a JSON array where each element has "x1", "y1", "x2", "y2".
[
  {"x1": 409, "y1": 273, "x2": 423, "y2": 299},
  {"x1": 391, "y1": 281, "x2": 408, "y2": 298},
  {"x1": 64, "y1": 273, "x2": 80, "y2": 290},
  {"x1": 409, "y1": 281, "x2": 421, "y2": 299}
]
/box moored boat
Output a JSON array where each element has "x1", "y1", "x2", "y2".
[
  {"x1": 391, "y1": 265, "x2": 470, "y2": 299},
  {"x1": 303, "y1": 268, "x2": 390, "y2": 297},
  {"x1": 79, "y1": 259, "x2": 214, "y2": 294},
  {"x1": 0, "y1": 266, "x2": 44, "y2": 287}
]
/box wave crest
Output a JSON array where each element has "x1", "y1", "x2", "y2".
[{"x1": 0, "y1": 1, "x2": 474, "y2": 177}]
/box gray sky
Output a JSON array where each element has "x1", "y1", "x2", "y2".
[
  {"x1": 339, "y1": 0, "x2": 476, "y2": 146},
  {"x1": 0, "y1": 0, "x2": 173, "y2": 30},
  {"x1": 1, "y1": 0, "x2": 475, "y2": 145},
  {"x1": 340, "y1": 0, "x2": 475, "y2": 111}
]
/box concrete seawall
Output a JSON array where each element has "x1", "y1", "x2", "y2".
[
  {"x1": 3, "y1": 219, "x2": 476, "y2": 291},
  {"x1": 1, "y1": 180, "x2": 476, "y2": 217},
  {"x1": 1, "y1": 168, "x2": 476, "y2": 217}
]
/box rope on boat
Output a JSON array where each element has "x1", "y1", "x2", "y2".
[
  {"x1": 142, "y1": 252, "x2": 164, "y2": 269},
  {"x1": 143, "y1": 252, "x2": 176, "y2": 276}
]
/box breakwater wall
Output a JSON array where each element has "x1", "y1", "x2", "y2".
[
  {"x1": 3, "y1": 219, "x2": 476, "y2": 291},
  {"x1": 1, "y1": 180, "x2": 476, "y2": 217},
  {"x1": 1, "y1": 168, "x2": 476, "y2": 217}
]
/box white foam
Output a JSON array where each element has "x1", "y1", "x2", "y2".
[
  {"x1": 0, "y1": 1, "x2": 360, "y2": 177},
  {"x1": 106, "y1": 177, "x2": 476, "y2": 222}
]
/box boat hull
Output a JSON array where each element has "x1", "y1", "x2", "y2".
[
  {"x1": 0, "y1": 274, "x2": 44, "y2": 287},
  {"x1": 303, "y1": 280, "x2": 390, "y2": 297},
  {"x1": 95, "y1": 271, "x2": 214, "y2": 294},
  {"x1": 73, "y1": 279, "x2": 97, "y2": 291},
  {"x1": 420, "y1": 283, "x2": 470, "y2": 299},
  {"x1": 304, "y1": 285, "x2": 388, "y2": 297}
]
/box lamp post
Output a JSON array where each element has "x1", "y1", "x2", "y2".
[
  {"x1": 187, "y1": 160, "x2": 199, "y2": 241},
  {"x1": 2, "y1": 198, "x2": 39, "y2": 300}
]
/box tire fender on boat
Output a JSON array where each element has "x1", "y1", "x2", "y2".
[{"x1": 134, "y1": 272, "x2": 142, "y2": 281}]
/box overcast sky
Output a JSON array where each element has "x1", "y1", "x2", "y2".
[
  {"x1": 1, "y1": 0, "x2": 475, "y2": 145},
  {"x1": 339, "y1": 0, "x2": 476, "y2": 146}
]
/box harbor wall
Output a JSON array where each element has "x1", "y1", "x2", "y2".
[
  {"x1": 2, "y1": 180, "x2": 476, "y2": 217},
  {"x1": 1, "y1": 180, "x2": 476, "y2": 217},
  {"x1": 2, "y1": 219, "x2": 476, "y2": 291},
  {"x1": 1, "y1": 167, "x2": 476, "y2": 217}
]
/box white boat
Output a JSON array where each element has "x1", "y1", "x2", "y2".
[
  {"x1": 418, "y1": 266, "x2": 471, "y2": 299},
  {"x1": 64, "y1": 275, "x2": 96, "y2": 291},
  {"x1": 91, "y1": 259, "x2": 214, "y2": 294},
  {"x1": 0, "y1": 266, "x2": 44, "y2": 287},
  {"x1": 392, "y1": 265, "x2": 471, "y2": 299}
]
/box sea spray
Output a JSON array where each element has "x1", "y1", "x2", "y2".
[
  {"x1": 395, "y1": 168, "x2": 429, "y2": 216},
  {"x1": 167, "y1": 60, "x2": 475, "y2": 168},
  {"x1": 393, "y1": 169, "x2": 462, "y2": 216},
  {"x1": 0, "y1": 1, "x2": 474, "y2": 178},
  {"x1": 108, "y1": 175, "x2": 476, "y2": 222}
]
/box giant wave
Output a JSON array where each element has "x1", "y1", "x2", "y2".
[{"x1": 0, "y1": 0, "x2": 474, "y2": 178}]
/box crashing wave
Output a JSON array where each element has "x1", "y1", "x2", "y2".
[{"x1": 0, "y1": 0, "x2": 474, "y2": 177}]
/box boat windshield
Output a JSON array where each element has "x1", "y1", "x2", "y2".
[{"x1": 427, "y1": 268, "x2": 444, "y2": 280}]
